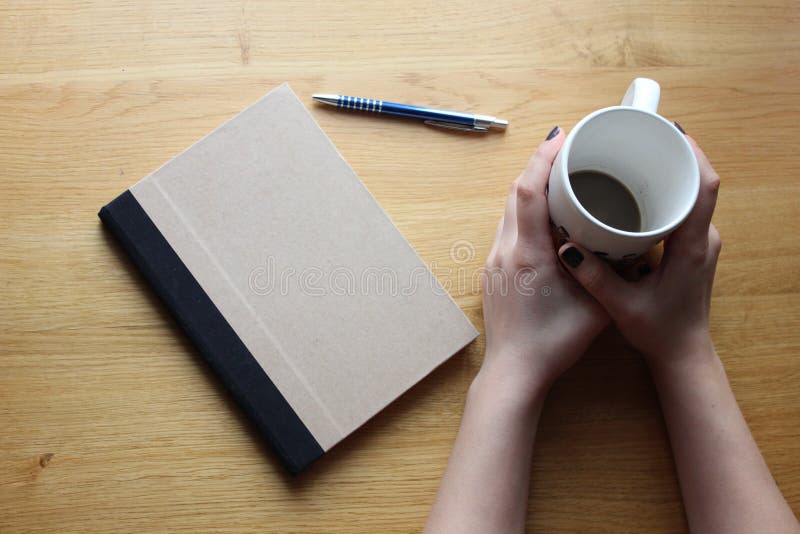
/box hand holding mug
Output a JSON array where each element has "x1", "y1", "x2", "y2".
[
  {"x1": 557, "y1": 134, "x2": 722, "y2": 367},
  {"x1": 479, "y1": 129, "x2": 610, "y2": 400}
]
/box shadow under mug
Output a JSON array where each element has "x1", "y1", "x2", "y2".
[{"x1": 547, "y1": 78, "x2": 700, "y2": 261}]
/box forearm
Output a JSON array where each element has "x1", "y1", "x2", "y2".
[
  {"x1": 425, "y1": 363, "x2": 547, "y2": 534},
  {"x1": 650, "y1": 341, "x2": 799, "y2": 533}
]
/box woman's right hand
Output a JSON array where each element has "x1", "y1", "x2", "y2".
[{"x1": 555, "y1": 134, "x2": 721, "y2": 367}]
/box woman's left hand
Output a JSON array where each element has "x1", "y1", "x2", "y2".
[{"x1": 480, "y1": 127, "x2": 609, "y2": 401}]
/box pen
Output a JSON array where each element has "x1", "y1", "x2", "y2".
[{"x1": 312, "y1": 94, "x2": 508, "y2": 133}]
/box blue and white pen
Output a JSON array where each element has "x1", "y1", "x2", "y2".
[{"x1": 312, "y1": 94, "x2": 508, "y2": 133}]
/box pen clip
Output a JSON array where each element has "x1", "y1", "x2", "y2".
[{"x1": 424, "y1": 120, "x2": 489, "y2": 133}]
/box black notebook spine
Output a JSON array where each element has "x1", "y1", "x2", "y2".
[{"x1": 99, "y1": 190, "x2": 323, "y2": 474}]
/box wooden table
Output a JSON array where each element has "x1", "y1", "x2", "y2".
[{"x1": 2, "y1": 1, "x2": 798, "y2": 531}]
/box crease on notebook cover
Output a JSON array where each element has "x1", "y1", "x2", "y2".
[{"x1": 133, "y1": 176, "x2": 344, "y2": 450}]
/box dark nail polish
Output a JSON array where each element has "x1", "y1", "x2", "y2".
[
  {"x1": 558, "y1": 238, "x2": 567, "y2": 247},
  {"x1": 561, "y1": 246, "x2": 583, "y2": 268},
  {"x1": 637, "y1": 263, "x2": 652, "y2": 276},
  {"x1": 673, "y1": 121, "x2": 686, "y2": 134},
  {"x1": 545, "y1": 126, "x2": 560, "y2": 140}
]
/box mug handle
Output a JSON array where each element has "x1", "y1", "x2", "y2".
[{"x1": 621, "y1": 78, "x2": 661, "y2": 114}]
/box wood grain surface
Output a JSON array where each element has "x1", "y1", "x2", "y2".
[{"x1": 1, "y1": 1, "x2": 798, "y2": 532}]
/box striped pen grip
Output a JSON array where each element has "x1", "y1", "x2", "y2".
[{"x1": 337, "y1": 95, "x2": 383, "y2": 112}]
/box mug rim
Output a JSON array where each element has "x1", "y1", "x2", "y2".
[{"x1": 558, "y1": 106, "x2": 700, "y2": 239}]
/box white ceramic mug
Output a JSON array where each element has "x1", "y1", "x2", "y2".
[{"x1": 547, "y1": 78, "x2": 700, "y2": 261}]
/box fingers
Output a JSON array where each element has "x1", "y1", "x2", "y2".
[
  {"x1": 493, "y1": 126, "x2": 565, "y2": 264},
  {"x1": 685, "y1": 135, "x2": 721, "y2": 234},
  {"x1": 621, "y1": 245, "x2": 662, "y2": 281},
  {"x1": 487, "y1": 216, "x2": 504, "y2": 265},
  {"x1": 620, "y1": 260, "x2": 650, "y2": 282},
  {"x1": 557, "y1": 243, "x2": 633, "y2": 319},
  {"x1": 499, "y1": 181, "x2": 519, "y2": 249},
  {"x1": 708, "y1": 222, "x2": 723, "y2": 265},
  {"x1": 516, "y1": 127, "x2": 565, "y2": 251},
  {"x1": 666, "y1": 134, "x2": 721, "y2": 262}
]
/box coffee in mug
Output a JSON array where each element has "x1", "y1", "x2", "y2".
[{"x1": 568, "y1": 170, "x2": 642, "y2": 233}]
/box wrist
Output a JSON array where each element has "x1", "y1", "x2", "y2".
[
  {"x1": 645, "y1": 332, "x2": 719, "y2": 378},
  {"x1": 472, "y1": 351, "x2": 552, "y2": 412}
]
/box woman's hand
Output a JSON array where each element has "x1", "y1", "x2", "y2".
[
  {"x1": 480, "y1": 127, "x2": 610, "y2": 401},
  {"x1": 556, "y1": 134, "x2": 721, "y2": 368},
  {"x1": 427, "y1": 127, "x2": 611, "y2": 534},
  {"x1": 554, "y1": 132, "x2": 800, "y2": 533}
]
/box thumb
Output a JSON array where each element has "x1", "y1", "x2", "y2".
[{"x1": 558, "y1": 243, "x2": 632, "y2": 319}]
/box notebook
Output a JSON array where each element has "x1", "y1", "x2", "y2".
[{"x1": 99, "y1": 83, "x2": 478, "y2": 474}]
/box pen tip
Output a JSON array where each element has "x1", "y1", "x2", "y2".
[{"x1": 312, "y1": 94, "x2": 340, "y2": 106}]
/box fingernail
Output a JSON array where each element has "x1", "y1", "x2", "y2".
[
  {"x1": 560, "y1": 246, "x2": 583, "y2": 268},
  {"x1": 637, "y1": 263, "x2": 652, "y2": 276},
  {"x1": 545, "y1": 126, "x2": 560, "y2": 140},
  {"x1": 673, "y1": 121, "x2": 686, "y2": 134}
]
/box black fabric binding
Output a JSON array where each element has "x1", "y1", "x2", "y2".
[{"x1": 99, "y1": 190, "x2": 324, "y2": 474}]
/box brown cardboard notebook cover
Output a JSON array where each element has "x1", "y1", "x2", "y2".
[{"x1": 99, "y1": 83, "x2": 478, "y2": 473}]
